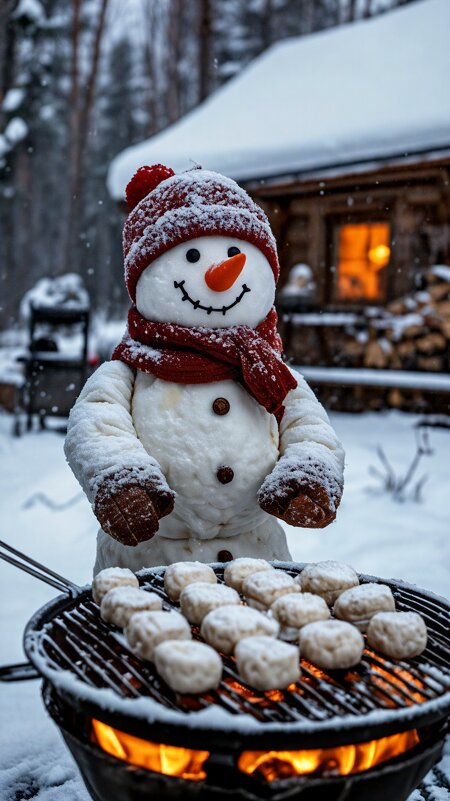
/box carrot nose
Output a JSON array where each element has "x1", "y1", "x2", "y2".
[{"x1": 204, "y1": 253, "x2": 246, "y2": 292}]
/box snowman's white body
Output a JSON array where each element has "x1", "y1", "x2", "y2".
[
  {"x1": 133, "y1": 374, "x2": 278, "y2": 540},
  {"x1": 65, "y1": 233, "x2": 344, "y2": 573},
  {"x1": 66, "y1": 359, "x2": 342, "y2": 573}
]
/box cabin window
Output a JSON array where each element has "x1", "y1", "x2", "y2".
[{"x1": 334, "y1": 222, "x2": 391, "y2": 302}]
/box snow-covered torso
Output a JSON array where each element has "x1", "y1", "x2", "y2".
[
  {"x1": 65, "y1": 359, "x2": 344, "y2": 572},
  {"x1": 132, "y1": 373, "x2": 279, "y2": 540}
]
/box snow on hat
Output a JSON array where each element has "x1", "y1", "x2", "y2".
[{"x1": 123, "y1": 164, "x2": 280, "y2": 302}]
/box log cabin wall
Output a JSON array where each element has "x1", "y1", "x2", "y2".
[
  {"x1": 250, "y1": 157, "x2": 450, "y2": 306},
  {"x1": 245, "y1": 158, "x2": 450, "y2": 413}
]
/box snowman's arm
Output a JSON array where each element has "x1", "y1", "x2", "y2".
[
  {"x1": 64, "y1": 360, "x2": 171, "y2": 505},
  {"x1": 279, "y1": 369, "x2": 345, "y2": 468},
  {"x1": 259, "y1": 369, "x2": 344, "y2": 528}
]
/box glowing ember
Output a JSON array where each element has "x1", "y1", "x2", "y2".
[
  {"x1": 91, "y1": 720, "x2": 209, "y2": 780},
  {"x1": 92, "y1": 719, "x2": 420, "y2": 783},
  {"x1": 367, "y1": 654, "x2": 427, "y2": 705},
  {"x1": 238, "y1": 730, "x2": 420, "y2": 781}
]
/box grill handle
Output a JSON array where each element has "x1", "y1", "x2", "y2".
[
  {"x1": 0, "y1": 539, "x2": 80, "y2": 595},
  {"x1": 0, "y1": 661, "x2": 40, "y2": 682}
]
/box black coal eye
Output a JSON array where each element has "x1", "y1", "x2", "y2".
[
  {"x1": 227, "y1": 246, "x2": 241, "y2": 257},
  {"x1": 186, "y1": 248, "x2": 200, "y2": 263}
]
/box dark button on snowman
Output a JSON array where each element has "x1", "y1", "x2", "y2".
[
  {"x1": 212, "y1": 397, "x2": 230, "y2": 416},
  {"x1": 65, "y1": 165, "x2": 345, "y2": 573},
  {"x1": 217, "y1": 467, "x2": 234, "y2": 485}
]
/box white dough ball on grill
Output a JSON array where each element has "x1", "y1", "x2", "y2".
[
  {"x1": 271, "y1": 592, "x2": 330, "y2": 629},
  {"x1": 235, "y1": 636, "x2": 300, "y2": 691},
  {"x1": 242, "y1": 570, "x2": 298, "y2": 611},
  {"x1": 100, "y1": 586, "x2": 163, "y2": 628},
  {"x1": 125, "y1": 610, "x2": 191, "y2": 661},
  {"x1": 92, "y1": 567, "x2": 138, "y2": 605},
  {"x1": 298, "y1": 561, "x2": 359, "y2": 605},
  {"x1": 164, "y1": 561, "x2": 217, "y2": 602},
  {"x1": 334, "y1": 583, "x2": 395, "y2": 631},
  {"x1": 154, "y1": 640, "x2": 222, "y2": 694},
  {"x1": 223, "y1": 558, "x2": 273, "y2": 594},
  {"x1": 180, "y1": 582, "x2": 240, "y2": 625},
  {"x1": 200, "y1": 605, "x2": 279, "y2": 655},
  {"x1": 299, "y1": 620, "x2": 364, "y2": 670},
  {"x1": 367, "y1": 612, "x2": 427, "y2": 660}
]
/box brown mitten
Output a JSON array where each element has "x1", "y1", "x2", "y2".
[
  {"x1": 258, "y1": 449, "x2": 343, "y2": 529},
  {"x1": 94, "y1": 469, "x2": 175, "y2": 546}
]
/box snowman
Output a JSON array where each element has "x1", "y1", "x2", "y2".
[{"x1": 65, "y1": 165, "x2": 344, "y2": 573}]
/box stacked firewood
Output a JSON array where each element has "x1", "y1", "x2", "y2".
[{"x1": 342, "y1": 266, "x2": 450, "y2": 377}]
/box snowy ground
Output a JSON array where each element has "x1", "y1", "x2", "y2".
[{"x1": 0, "y1": 409, "x2": 449, "y2": 800}]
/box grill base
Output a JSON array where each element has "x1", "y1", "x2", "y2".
[{"x1": 45, "y1": 684, "x2": 447, "y2": 801}]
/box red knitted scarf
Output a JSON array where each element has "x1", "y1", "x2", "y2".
[{"x1": 112, "y1": 307, "x2": 297, "y2": 416}]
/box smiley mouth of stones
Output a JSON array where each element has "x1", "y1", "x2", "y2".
[{"x1": 173, "y1": 280, "x2": 251, "y2": 315}]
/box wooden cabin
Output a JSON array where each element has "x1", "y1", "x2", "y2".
[
  {"x1": 108, "y1": 0, "x2": 450, "y2": 409},
  {"x1": 250, "y1": 156, "x2": 450, "y2": 308}
]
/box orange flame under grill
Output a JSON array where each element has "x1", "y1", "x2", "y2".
[
  {"x1": 91, "y1": 719, "x2": 209, "y2": 780},
  {"x1": 91, "y1": 719, "x2": 419, "y2": 783},
  {"x1": 238, "y1": 729, "x2": 420, "y2": 781}
]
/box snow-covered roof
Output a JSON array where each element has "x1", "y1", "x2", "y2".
[{"x1": 108, "y1": 0, "x2": 450, "y2": 200}]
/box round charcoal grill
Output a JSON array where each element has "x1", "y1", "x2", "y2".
[
  {"x1": 20, "y1": 561, "x2": 450, "y2": 752},
  {"x1": 1, "y1": 542, "x2": 450, "y2": 801}
]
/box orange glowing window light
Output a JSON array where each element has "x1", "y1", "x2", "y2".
[
  {"x1": 368, "y1": 243, "x2": 391, "y2": 267},
  {"x1": 238, "y1": 729, "x2": 420, "y2": 781},
  {"x1": 335, "y1": 222, "x2": 391, "y2": 302},
  {"x1": 91, "y1": 719, "x2": 209, "y2": 781}
]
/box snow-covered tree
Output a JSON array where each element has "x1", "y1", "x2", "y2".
[{"x1": 0, "y1": 0, "x2": 417, "y2": 330}]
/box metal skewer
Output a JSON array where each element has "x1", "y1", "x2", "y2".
[{"x1": 0, "y1": 540, "x2": 81, "y2": 595}]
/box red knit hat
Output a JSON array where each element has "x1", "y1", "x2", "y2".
[{"x1": 123, "y1": 164, "x2": 280, "y2": 302}]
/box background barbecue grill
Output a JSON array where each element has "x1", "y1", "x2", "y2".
[{"x1": 1, "y1": 542, "x2": 449, "y2": 801}]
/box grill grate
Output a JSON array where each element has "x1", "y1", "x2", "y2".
[{"x1": 27, "y1": 565, "x2": 450, "y2": 739}]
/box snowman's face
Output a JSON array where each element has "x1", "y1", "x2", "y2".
[{"x1": 135, "y1": 235, "x2": 275, "y2": 328}]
